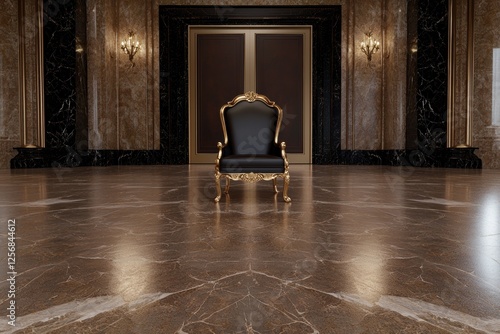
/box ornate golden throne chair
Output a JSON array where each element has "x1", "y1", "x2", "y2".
[{"x1": 214, "y1": 91, "x2": 291, "y2": 203}]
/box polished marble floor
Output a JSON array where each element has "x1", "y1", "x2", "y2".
[{"x1": 0, "y1": 164, "x2": 499, "y2": 333}]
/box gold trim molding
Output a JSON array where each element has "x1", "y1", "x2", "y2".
[
  {"x1": 36, "y1": 0, "x2": 45, "y2": 148},
  {"x1": 18, "y1": 0, "x2": 27, "y2": 147},
  {"x1": 447, "y1": 0, "x2": 474, "y2": 148},
  {"x1": 17, "y1": 0, "x2": 45, "y2": 148},
  {"x1": 465, "y1": 0, "x2": 474, "y2": 147}
]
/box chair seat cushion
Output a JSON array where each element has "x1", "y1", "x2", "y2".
[{"x1": 220, "y1": 155, "x2": 284, "y2": 173}]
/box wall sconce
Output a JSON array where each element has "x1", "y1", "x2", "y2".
[
  {"x1": 360, "y1": 31, "x2": 380, "y2": 61},
  {"x1": 120, "y1": 31, "x2": 141, "y2": 67}
]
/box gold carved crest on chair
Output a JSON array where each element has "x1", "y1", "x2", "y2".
[{"x1": 214, "y1": 91, "x2": 291, "y2": 203}]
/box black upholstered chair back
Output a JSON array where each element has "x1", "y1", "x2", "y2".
[{"x1": 224, "y1": 100, "x2": 278, "y2": 156}]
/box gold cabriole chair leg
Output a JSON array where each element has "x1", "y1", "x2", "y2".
[
  {"x1": 283, "y1": 173, "x2": 291, "y2": 203},
  {"x1": 273, "y1": 178, "x2": 279, "y2": 193},
  {"x1": 224, "y1": 177, "x2": 231, "y2": 194},
  {"x1": 215, "y1": 173, "x2": 222, "y2": 202}
]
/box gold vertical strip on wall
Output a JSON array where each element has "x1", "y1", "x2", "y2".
[
  {"x1": 466, "y1": 0, "x2": 474, "y2": 146},
  {"x1": 245, "y1": 32, "x2": 256, "y2": 91},
  {"x1": 147, "y1": 0, "x2": 153, "y2": 150},
  {"x1": 349, "y1": 0, "x2": 356, "y2": 149},
  {"x1": 115, "y1": 0, "x2": 120, "y2": 149},
  {"x1": 447, "y1": 0, "x2": 456, "y2": 147},
  {"x1": 187, "y1": 27, "x2": 196, "y2": 161},
  {"x1": 36, "y1": 0, "x2": 45, "y2": 147},
  {"x1": 18, "y1": 0, "x2": 27, "y2": 147},
  {"x1": 381, "y1": 0, "x2": 387, "y2": 149}
]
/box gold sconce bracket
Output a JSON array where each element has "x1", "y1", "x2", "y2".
[
  {"x1": 120, "y1": 31, "x2": 141, "y2": 67},
  {"x1": 360, "y1": 31, "x2": 380, "y2": 61}
]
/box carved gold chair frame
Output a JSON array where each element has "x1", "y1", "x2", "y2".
[{"x1": 214, "y1": 91, "x2": 291, "y2": 203}]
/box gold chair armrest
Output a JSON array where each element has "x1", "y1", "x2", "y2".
[
  {"x1": 280, "y1": 142, "x2": 289, "y2": 169},
  {"x1": 215, "y1": 142, "x2": 225, "y2": 174},
  {"x1": 216, "y1": 142, "x2": 225, "y2": 160}
]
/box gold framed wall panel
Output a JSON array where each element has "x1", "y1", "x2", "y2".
[
  {"x1": 195, "y1": 33, "x2": 245, "y2": 153},
  {"x1": 447, "y1": 0, "x2": 474, "y2": 148},
  {"x1": 86, "y1": 0, "x2": 158, "y2": 150},
  {"x1": 188, "y1": 26, "x2": 312, "y2": 164},
  {"x1": 255, "y1": 33, "x2": 304, "y2": 153},
  {"x1": 17, "y1": 0, "x2": 45, "y2": 148}
]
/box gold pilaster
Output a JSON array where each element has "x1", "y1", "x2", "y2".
[
  {"x1": 465, "y1": 0, "x2": 474, "y2": 147},
  {"x1": 447, "y1": 0, "x2": 456, "y2": 147},
  {"x1": 449, "y1": 0, "x2": 475, "y2": 148},
  {"x1": 18, "y1": 0, "x2": 28, "y2": 147},
  {"x1": 17, "y1": 0, "x2": 45, "y2": 149},
  {"x1": 380, "y1": 0, "x2": 386, "y2": 149},
  {"x1": 36, "y1": 0, "x2": 45, "y2": 148}
]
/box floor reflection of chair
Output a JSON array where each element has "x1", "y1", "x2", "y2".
[{"x1": 214, "y1": 91, "x2": 291, "y2": 203}]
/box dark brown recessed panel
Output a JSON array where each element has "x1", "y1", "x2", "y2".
[
  {"x1": 197, "y1": 34, "x2": 245, "y2": 153},
  {"x1": 256, "y1": 34, "x2": 304, "y2": 153}
]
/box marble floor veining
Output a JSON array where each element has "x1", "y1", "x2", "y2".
[{"x1": 0, "y1": 164, "x2": 499, "y2": 333}]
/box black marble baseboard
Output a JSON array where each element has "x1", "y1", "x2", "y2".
[
  {"x1": 11, "y1": 147, "x2": 482, "y2": 169},
  {"x1": 10, "y1": 148, "x2": 180, "y2": 169},
  {"x1": 435, "y1": 147, "x2": 483, "y2": 168},
  {"x1": 315, "y1": 148, "x2": 482, "y2": 169}
]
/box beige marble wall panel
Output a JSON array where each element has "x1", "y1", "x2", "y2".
[
  {"x1": 476, "y1": 134, "x2": 500, "y2": 168},
  {"x1": 104, "y1": 0, "x2": 121, "y2": 149},
  {"x1": 0, "y1": 1, "x2": 19, "y2": 144},
  {"x1": 0, "y1": 140, "x2": 17, "y2": 169},
  {"x1": 117, "y1": 1, "x2": 154, "y2": 150},
  {"x1": 0, "y1": 0, "x2": 43, "y2": 168},
  {"x1": 351, "y1": 1, "x2": 383, "y2": 150},
  {"x1": 382, "y1": 0, "x2": 407, "y2": 149},
  {"x1": 23, "y1": 0, "x2": 42, "y2": 147},
  {"x1": 88, "y1": 0, "x2": 157, "y2": 150},
  {"x1": 473, "y1": 0, "x2": 500, "y2": 168},
  {"x1": 117, "y1": 1, "x2": 145, "y2": 150},
  {"x1": 150, "y1": 3, "x2": 160, "y2": 149},
  {"x1": 0, "y1": 0, "x2": 20, "y2": 154},
  {"x1": 88, "y1": 0, "x2": 118, "y2": 149}
]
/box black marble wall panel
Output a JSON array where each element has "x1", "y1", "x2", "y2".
[
  {"x1": 159, "y1": 6, "x2": 190, "y2": 164},
  {"x1": 43, "y1": 0, "x2": 77, "y2": 149},
  {"x1": 311, "y1": 7, "x2": 342, "y2": 163},
  {"x1": 75, "y1": 0, "x2": 88, "y2": 153},
  {"x1": 414, "y1": 0, "x2": 449, "y2": 164},
  {"x1": 406, "y1": 0, "x2": 419, "y2": 150}
]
